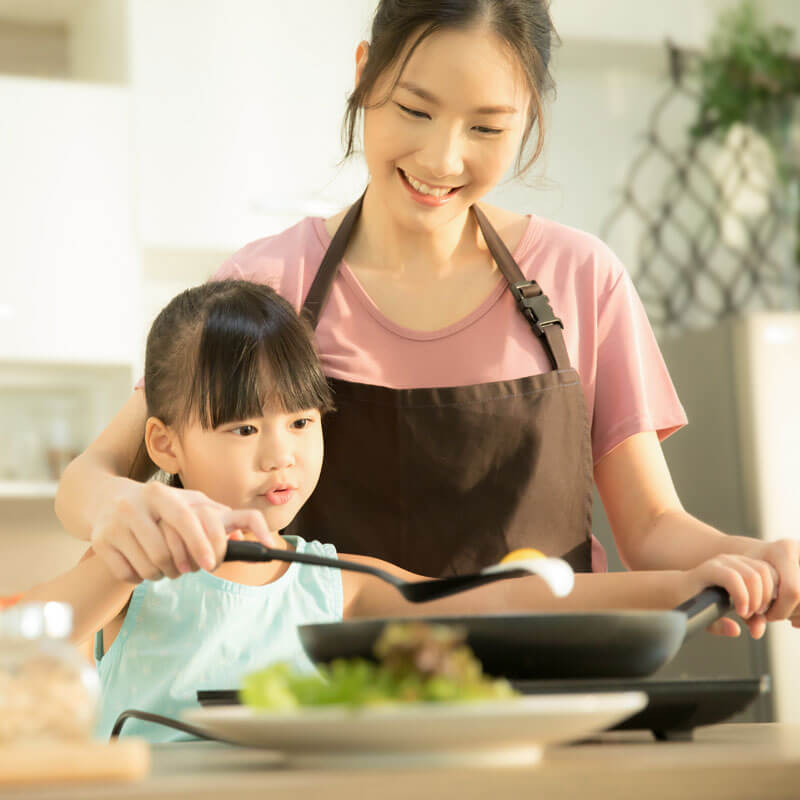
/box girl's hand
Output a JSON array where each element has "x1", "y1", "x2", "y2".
[
  {"x1": 89, "y1": 480, "x2": 276, "y2": 583},
  {"x1": 684, "y1": 554, "x2": 779, "y2": 639}
]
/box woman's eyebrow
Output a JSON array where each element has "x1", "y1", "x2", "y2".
[{"x1": 396, "y1": 81, "x2": 517, "y2": 115}]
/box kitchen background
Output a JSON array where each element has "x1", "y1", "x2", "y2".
[{"x1": 1, "y1": 0, "x2": 798, "y2": 719}]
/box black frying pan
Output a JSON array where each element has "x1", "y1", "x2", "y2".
[{"x1": 297, "y1": 587, "x2": 731, "y2": 680}]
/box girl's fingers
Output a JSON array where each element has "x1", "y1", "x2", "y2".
[
  {"x1": 745, "y1": 613, "x2": 767, "y2": 640},
  {"x1": 707, "y1": 617, "x2": 741, "y2": 638}
]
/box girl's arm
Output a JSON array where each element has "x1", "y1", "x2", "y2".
[
  {"x1": 18, "y1": 550, "x2": 134, "y2": 645},
  {"x1": 594, "y1": 430, "x2": 800, "y2": 624},
  {"x1": 343, "y1": 552, "x2": 776, "y2": 639}
]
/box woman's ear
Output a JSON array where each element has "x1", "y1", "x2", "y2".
[
  {"x1": 355, "y1": 40, "x2": 369, "y2": 87},
  {"x1": 145, "y1": 417, "x2": 181, "y2": 476}
]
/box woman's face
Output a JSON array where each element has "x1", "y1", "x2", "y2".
[{"x1": 359, "y1": 26, "x2": 531, "y2": 232}]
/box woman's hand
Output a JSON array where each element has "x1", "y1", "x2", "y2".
[
  {"x1": 89, "y1": 480, "x2": 276, "y2": 583},
  {"x1": 743, "y1": 539, "x2": 800, "y2": 626},
  {"x1": 683, "y1": 554, "x2": 779, "y2": 639}
]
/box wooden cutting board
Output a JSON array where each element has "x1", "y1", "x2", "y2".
[{"x1": 0, "y1": 738, "x2": 150, "y2": 786}]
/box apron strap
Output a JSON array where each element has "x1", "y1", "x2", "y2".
[
  {"x1": 301, "y1": 192, "x2": 365, "y2": 330},
  {"x1": 300, "y1": 190, "x2": 571, "y2": 371},
  {"x1": 471, "y1": 204, "x2": 570, "y2": 371}
]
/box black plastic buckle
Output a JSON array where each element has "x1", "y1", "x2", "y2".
[{"x1": 510, "y1": 281, "x2": 563, "y2": 336}]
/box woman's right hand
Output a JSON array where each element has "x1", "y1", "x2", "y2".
[{"x1": 89, "y1": 480, "x2": 276, "y2": 583}]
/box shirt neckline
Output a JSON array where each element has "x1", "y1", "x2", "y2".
[
  {"x1": 193, "y1": 535, "x2": 304, "y2": 597},
  {"x1": 309, "y1": 212, "x2": 538, "y2": 342}
]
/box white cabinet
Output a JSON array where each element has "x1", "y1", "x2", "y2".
[
  {"x1": 128, "y1": 0, "x2": 372, "y2": 251},
  {"x1": 0, "y1": 360, "x2": 134, "y2": 497},
  {"x1": 0, "y1": 77, "x2": 139, "y2": 363}
]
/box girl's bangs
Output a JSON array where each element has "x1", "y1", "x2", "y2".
[{"x1": 186, "y1": 297, "x2": 332, "y2": 429}]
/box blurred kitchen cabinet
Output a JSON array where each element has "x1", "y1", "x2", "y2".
[
  {"x1": 127, "y1": 0, "x2": 371, "y2": 251},
  {"x1": 0, "y1": 77, "x2": 139, "y2": 363},
  {"x1": 0, "y1": 360, "x2": 133, "y2": 498}
]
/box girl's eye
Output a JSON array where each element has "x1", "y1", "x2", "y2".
[
  {"x1": 473, "y1": 125, "x2": 503, "y2": 135},
  {"x1": 396, "y1": 103, "x2": 430, "y2": 119},
  {"x1": 291, "y1": 418, "x2": 313, "y2": 430},
  {"x1": 231, "y1": 424, "x2": 258, "y2": 436}
]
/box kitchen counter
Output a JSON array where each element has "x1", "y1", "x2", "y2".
[{"x1": 5, "y1": 723, "x2": 799, "y2": 800}]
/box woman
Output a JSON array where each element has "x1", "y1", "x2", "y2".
[{"x1": 56, "y1": 0, "x2": 798, "y2": 636}]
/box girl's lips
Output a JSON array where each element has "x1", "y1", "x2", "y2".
[
  {"x1": 398, "y1": 168, "x2": 462, "y2": 207},
  {"x1": 263, "y1": 488, "x2": 297, "y2": 506}
]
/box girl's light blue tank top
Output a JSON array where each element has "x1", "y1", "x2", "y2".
[{"x1": 94, "y1": 536, "x2": 343, "y2": 742}]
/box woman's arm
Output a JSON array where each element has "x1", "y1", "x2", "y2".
[
  {"x1": 55, "y1": 390, "x2": 151, "y2": 541},
  {"x1": 594, "y1": 431, "x2": 754, "y2": 568},
  {"x1": 18, "y1": 551, "x2": 134, "y2": 645},
  {"x1": 594, "y1": 430, "x2": 800, "y2": 622}
]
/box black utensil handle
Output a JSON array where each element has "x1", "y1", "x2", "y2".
[
  {"x1": 678, "y1": 586, "x2": 732, "y2": 636},
  {"x1": 225, "y1": 540, "x2": 274, "y2": 562},
  {"x1": 225, "y1": 540, "x2": 346, "y2": 570},
  {"x1": 223, "y1": 540, "x2": 401, "y2": 585}
]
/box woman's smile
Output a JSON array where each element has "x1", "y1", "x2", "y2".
[{"x1": 398, "y1": 167, "x2": 463, "y2": 206}]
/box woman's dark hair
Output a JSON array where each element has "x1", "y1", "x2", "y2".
[
  {"x1": 130, "y1": 280, "x2": 333, "y2": 483},
  {"x1": 343, "y1": 0, "x2": 558, "y2": 177}
]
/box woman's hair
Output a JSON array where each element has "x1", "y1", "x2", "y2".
[
  {"x1": 343, "y1": 0, "x2": 558, "y2": 177},
  {"x1": 130, "y1": 280, "x2": 333, "y2": 482}
]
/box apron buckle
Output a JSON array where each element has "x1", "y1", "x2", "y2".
[{"x1": 510, "y1": 281, "x2": 563, "y2": 336}]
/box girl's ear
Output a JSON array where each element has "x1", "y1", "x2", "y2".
[
  {"x1": 355, "y1": 40, "x2": 369, "y2": 87},
  {"x1": 145, "y1": 417, "x2": 182, "y2": 475}
]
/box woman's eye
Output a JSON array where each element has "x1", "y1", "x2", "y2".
[
  {"x1": 231, "y1": 424, "x2": 258, "y2": 436},
  {"x1": 473, "y1": 125, "x2": 503, "y2": 135},
  {"x1": 396, "y1": 103, "x2": 429, "y2": 119}
]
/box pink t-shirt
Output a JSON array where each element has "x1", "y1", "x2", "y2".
[{"x1": 211, "y1": 215, "x2": 687, "y2": 465}]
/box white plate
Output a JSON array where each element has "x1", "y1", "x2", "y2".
[{"x1": 183, "y1": 691, "x2": 647, "y2": 768}]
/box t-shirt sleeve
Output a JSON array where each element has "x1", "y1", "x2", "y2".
[{"x1": 591, "y1": 267, "x2": 687, "y2": 463}]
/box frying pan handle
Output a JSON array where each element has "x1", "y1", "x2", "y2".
[{"x1": 678, "y1": 586, "x2": 732, "y2": 636}]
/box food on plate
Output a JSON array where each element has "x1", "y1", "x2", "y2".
[{"x1": 240, "y1": 622, "x2": 517, "y2": 710}]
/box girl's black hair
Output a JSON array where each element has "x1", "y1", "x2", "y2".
[
  {"x1": 343, "y1": 0, "x2": 558, "y2": 177},
  {"x1": 130, "y1": 280, "x2": 333, "y2": 482}
]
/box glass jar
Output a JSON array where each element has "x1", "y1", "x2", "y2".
[{"x1": 0, "y1": 602, "x2": 99, "y2": 742}]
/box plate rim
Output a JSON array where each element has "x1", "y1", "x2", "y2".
[{"x1": 183, "y1": 690, "x2": 648, "y2": 724}]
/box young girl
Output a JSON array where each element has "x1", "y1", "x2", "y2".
[
  {"x1": 53, "y1": 1, "x2": 800, "y2": 625},
  {"x1": 22, "y1": 280, "x2": 777, "y2": 743}
]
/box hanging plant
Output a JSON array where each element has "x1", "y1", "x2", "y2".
[
  {"x1": 691, "y1": 0, "x2": 799, "y2": 154},
  {"x1": 690, "y1": 0, "x2": 800, "y2": 266}
]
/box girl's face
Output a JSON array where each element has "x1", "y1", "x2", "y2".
[
  {"x1": 360, "y1": 26, "x2": 531, "y2": 233},
  {"x1": 171, "y1": 406, "x2": 324, "y2": 532}
]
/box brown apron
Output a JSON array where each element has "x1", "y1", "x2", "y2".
[{"x1": 285, "y1": 194, "x2": 595, "y2": 576}]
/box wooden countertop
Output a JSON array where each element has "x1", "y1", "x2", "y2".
[{"x1": 5, "y1": 723, "x2": 800, "y2": 800}]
